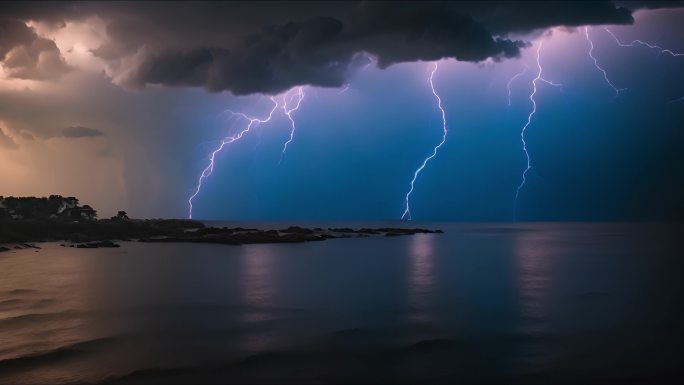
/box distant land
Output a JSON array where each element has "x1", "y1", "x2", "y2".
[{"x1": 0, "y1": 196, "x2": 442, "y2": 251}]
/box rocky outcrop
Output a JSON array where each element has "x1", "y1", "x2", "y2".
[
  {"x1": 73, "y1": 241, "x2": 121, "y2": 248},
  {"x1": 138, "y1": 226, "x2": 442, "y2": 246},
  {"x1": 2, "y1": 212, "x2": 442, "y2": 249}
]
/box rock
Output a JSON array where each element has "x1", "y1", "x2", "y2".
[
  {"x1": 359, "y1": 228, "x2": 380, "y2": 234},
  {"x1": 280, "y1": 226, "x2": 314, "y2": 234},
  {"x1": 1, "y1": 212, "x2": 444, "y2": 249},
  {"x1": 99, "y1": 240, "x2": 120, "y2": 248},
  {"x1": 328, "y1": 228, "x2": 355, "y2": 233},
  {"x1": 135, "y1": 226, "x2": 445, "y2": 246},
  {"x1": 75, "y1": 240, "x2": 120, "y2": 248},
  {"x1": 197, "y1": 227, "x2": 234, "y2": 236},
  {"x1": 231, "y1": 227, "x2": 259, "y2": 232}
]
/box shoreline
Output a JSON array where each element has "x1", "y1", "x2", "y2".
[{"x1": 1, "y1": 219, "x2": 443, "y2": 251}]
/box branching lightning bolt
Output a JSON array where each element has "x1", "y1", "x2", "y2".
[
  {"x1": 401, "y1": 62, "x2": 448, "y2": 221},
  {"x1": 279, "y1": 87, "x2": 305, "y2": 164},
  {"x1": 604, "y1": 28, "x2": 684, "y2": 103},
  {"x1": 507, "y1": 63, "x2": 529, "y2": 107},
  {"x1": 515, "y1": 41, "x2": 562, "y2": 219},
  {"x1": 188, "y1": 98, "x2": 279, "y2": 219},
  {"x1": 585, "y1": 26, "x2": 626, "y2": 97},
  {"x1": 603, "y1": 28, "x2": 683, "y2": 57}
]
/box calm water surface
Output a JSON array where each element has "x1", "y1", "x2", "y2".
[{"x1": 0, "y1": 222, "x2": 682, "y2": 384}]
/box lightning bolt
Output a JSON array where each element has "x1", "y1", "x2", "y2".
[
  {"x1": 401, "y1": 61, "x2": 448, "y2": 221},
  {"x1": 603, "y1": 28, "x2": 683, "y2": 57},
  {"x1": 188, "y1": 98, "x2": 279, "y2": 219},
  {"x1": 507, "y1": 63, "x2": 529, "y2": 107},
  {"x1": 515, "y1": 41, "x2": 562, "y2": 219},
  {"x1": 279, "y1": 87, "x2": 305, "y2": 164},
  {"x1": 604, "y1": 28, "x2": 684, "y2": 103},
  {"x1": 585, "y1": 26, "x2": 626, "y2": 97}
]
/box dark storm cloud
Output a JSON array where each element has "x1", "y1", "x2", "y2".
[
  {"x1": 127, "y1": 16, "x2": 369, "y2": 95},
  {"x1": 464, "y1": 1, "x2": 634, "y2": 34},
  {"x1": 345, "y1": 2, "x2": 525, "y2": 67},
  {"x1": 59, "y1": 126, "x2": 105, "y2": 138},
  {"x1": 615, "y1": 1, "x2": 684, "y2": 10},
  {"x1": 0, "y1": 16, "x2": 71, "y2": 80},
  {"x1": 122, "y1": 1, "x2": 640, "y2": 94},
  {"x1": 2, "y1": 1, "x2": 683, "y2": 94},
  {"x1": 124, "y1": 3, "x2": 529, "y2": 95},
  {"x1": 0, "y1": 1, "x2": 90, "y2": 26},
  {"x1": 0, "y1": 17, "x2": 35, "y2": 58}
]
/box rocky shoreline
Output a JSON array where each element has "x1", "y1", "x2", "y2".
[
  {"x1": 0, "y1": 243, "x2": 41, "y2": 252},
  {"x1": 1, "y1": 219, "x2": 443, "y2": 251},
  {"x1": 138, "y1": 225, "x2": 443, "y2": 246}
]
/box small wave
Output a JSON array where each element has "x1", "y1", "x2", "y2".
[
  {"x1": 101, "y1": 351, "x2": 307, "y2": 384},
  {"x1": 0, "y1": 298, "x2": 55, "y2": 312},
  {"x1": 0, "y1": 299, "x2": 25, "y2": 310},
  {"x1": 102, "y1": 366, "x2": 200, "y2": 383},
  {"x1": 0, "y1": 337, "x2": 116, "y2": 371},
  {"x1": 0, "y1": 310, "x2": 80, "y2": 327},
  {"x1": 7, "y1": 289, "x2": 38, "y2": 295},
  {"x1": 102, "y1": 340, "x2": 472, "y2": 384}
]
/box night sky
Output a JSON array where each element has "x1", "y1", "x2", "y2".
[{"x1": 1, "y1": 1, "x2": 683, "y2": 221}]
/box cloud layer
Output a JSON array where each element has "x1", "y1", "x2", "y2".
[
  {"x1": 1, "y1": 1, "x2": 663, "y2": 95},
  {"x1": 0, "y1": 17, "x2": 71, "y2": 80}
]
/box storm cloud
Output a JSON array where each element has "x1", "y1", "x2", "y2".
[
  {"x1": 1, "y1": 1, "x2": 670, "y2": 95},
  {"x1": 114, "y1": 1, "x2": 637, "y2": 94},
  {"x1": 124, "y1": 4, "x2": 527, "y2": 95},
  {"x1": 0, "y1": 16, "x2": 71, "y2": 80}
]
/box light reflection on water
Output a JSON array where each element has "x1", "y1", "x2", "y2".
[
  {"x1": 237, "y1": 244, "x2": 281, "y2": 352},
  {"x1": 407, "y1": 233, "x2": 436, "y2": 323},
  {"x1": 0, "y1": 222, "x2": 682, "y2": 384},
  {"x1": 241, "y1": 244, "x2": 278, "y2": 315},
  {"x1": 514, "y1": 230, "x2": 554, "y2": 334}
]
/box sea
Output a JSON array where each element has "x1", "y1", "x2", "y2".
[{"x1": 0, "y1": 222, "x2": 682, "y2": 384}]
